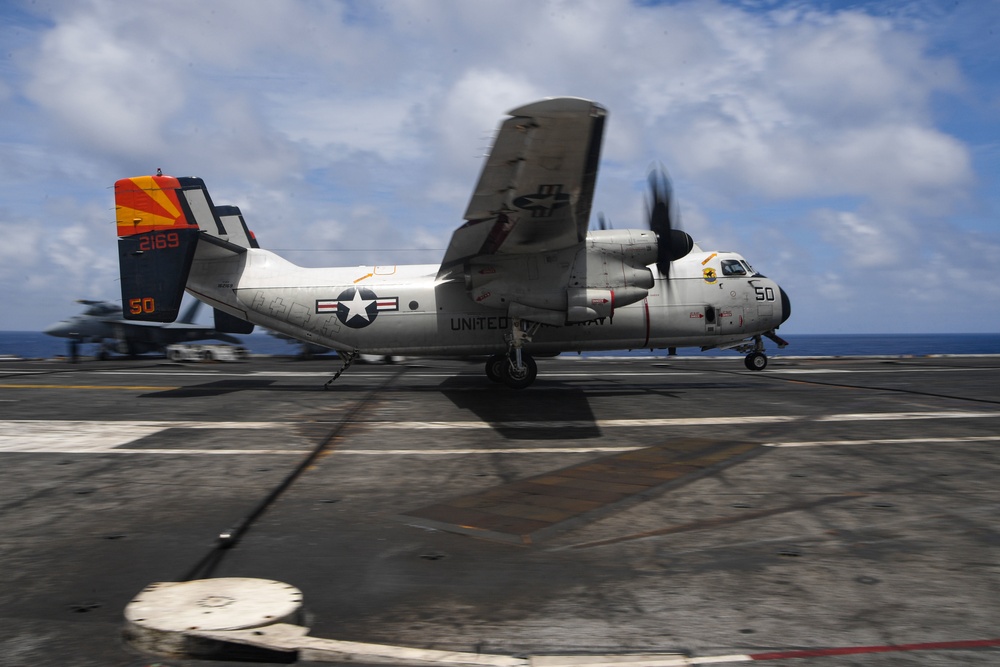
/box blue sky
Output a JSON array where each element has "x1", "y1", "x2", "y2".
[{"x1": 0, "y1": 0, "x2": 996, "y2": 334}]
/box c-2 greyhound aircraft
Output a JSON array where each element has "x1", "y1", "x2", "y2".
[{"x1": 114, "y1": 97, "x2": 790, "y2": 388}]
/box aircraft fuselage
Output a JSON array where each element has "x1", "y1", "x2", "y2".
[{"x1": 186, "y1": 245, "x2": 787, "y2": 356}]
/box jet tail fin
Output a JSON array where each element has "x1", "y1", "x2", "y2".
[
  {"x1": 116, "y1": 176, "x2": 201, "y2": 322},
  {"x1": 115, "y1": 175, "x2": 258, "y2": 323}
]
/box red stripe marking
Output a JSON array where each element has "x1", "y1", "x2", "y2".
[
  {"x1": 642, "y1": 298, "x2": 650, "y2": 348},
  {"x1": 750, "y1": 638, "x2": 1000, "y2": 661}
]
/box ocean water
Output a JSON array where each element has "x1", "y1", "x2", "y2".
[{"x1": 2, "y1": 330, "x2": 998, "y2": 360}]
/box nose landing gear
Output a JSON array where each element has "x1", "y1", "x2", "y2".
[
  {"x1": 738, "y1": 334, "x2": 770, "y2": 371},
  {"x1": 744, "y1": 351, "x2": 768, "y2": 371}
]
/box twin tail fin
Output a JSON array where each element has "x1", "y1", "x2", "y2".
[{"x1": 115, "y1": 175, "x2": 257, "y2": 323}]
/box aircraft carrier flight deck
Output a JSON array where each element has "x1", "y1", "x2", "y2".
[{"x1": 1, "y1": 354, "x2": 998, "y2": 666}]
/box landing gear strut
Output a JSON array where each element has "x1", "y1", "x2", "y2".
[
  {"x1": 324, "y1": 350, "x2": 358, "y2": 389},
  {"x1": 485, "y1": 317, "x2": 540, "y2": 389}
]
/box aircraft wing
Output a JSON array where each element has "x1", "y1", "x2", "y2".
[
  {"x1": 109, "y1": 319, "x2": 242, "y2": 347},
  {"x1": 438, "y1": 98, "x2": 607, "y2": 278}
]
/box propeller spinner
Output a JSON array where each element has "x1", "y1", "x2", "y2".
[{"x1": 646, "y1": 167, "x2": 694, "y2": 278}]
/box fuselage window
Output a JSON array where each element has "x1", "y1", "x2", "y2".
[{"x1": 721, "y1": 259, "x2": 747, "y2": 276}]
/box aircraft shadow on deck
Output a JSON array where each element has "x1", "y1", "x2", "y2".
[
  {"x1": 439, "y1": 379, "x2": 601, "y2": 440},
  {"x1": 141, "y1": 379, "x2": 278, "y2": 398}
]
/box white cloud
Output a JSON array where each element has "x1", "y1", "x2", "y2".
[
  {"x1": 814, "y1": 209, "x2": 900, "y2": 268},
  {"x1": 1, "y1": 0, "x2": 995, "y2": 334},
  {"x1": 24, "y1": 9, "x2": 184, "y2": 158},
  {"x1": 437, "y1": 69, "x2": 542, "y2": 162},
  {"x1": 628, "y1": 5, "x2": 970, "y2": 207},
  {"x1": 269, "y1": 94, "x2": 429, "y2": 162}
]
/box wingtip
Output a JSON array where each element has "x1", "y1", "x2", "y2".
[{"x1": 508, "y1": 97, "x2": 605, "y2": 117}]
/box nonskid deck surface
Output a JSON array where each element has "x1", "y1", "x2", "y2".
[{"x1": 1, "y1": 354, "x2": 999, "y2": 666}]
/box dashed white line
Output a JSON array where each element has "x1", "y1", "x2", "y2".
[
  {"x1": 0, "y1": 410, "x2": 996, "y2": 454},
  {"x1": 767, "y1": 435, "x2": 1000, "y2": 448}
]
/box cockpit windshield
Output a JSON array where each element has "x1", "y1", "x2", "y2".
[{"x1": 721, "y1": 259, "x2": 747, "y2": 276}]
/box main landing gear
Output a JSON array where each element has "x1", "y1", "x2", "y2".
[
  {"x1": 486, "y1": 352, "x2": 538, "y2": 389},
  {"x1": 486, "y1": 317, "x2": 540, "y2": 389}
]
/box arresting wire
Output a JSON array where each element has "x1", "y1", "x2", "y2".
[{"x1": 179, "y1": 366, "x2": 407, "y2": 582}]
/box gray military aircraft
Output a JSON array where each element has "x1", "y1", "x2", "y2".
[
  {"x1": 113, "y1": 97, "x2": 790, "y2": 388},
  {"x1": 44, "y1": 298, "x2": 241, "y2": 359}
]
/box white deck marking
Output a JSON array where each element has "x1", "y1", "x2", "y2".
[
  {"x1": 349, "y1": 416, "x2": 800, "y2": 430},
  {"x1": 350, "y1": 410, "x2": 999, "y2": 430},
  {"x1": 0, "y1": 410, "x2": 997, "y2": 454},
  {"x1": 814, "y1": 411, "x2": 999, "y2": 421},
  {"x1": 336, "y1": 447, "x2": 639, "y2": 455},
  {"x1": 0, "y1": 421, "x2": 286, "y2": 453},
  {"x1": 770, "y1": 366, "x2": 997, "y2": 374},
  {"x1": 767, "y1": 435, "x2": 1000, "y2": 448}
]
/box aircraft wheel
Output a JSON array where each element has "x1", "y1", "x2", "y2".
[
  {"x1": 501, "y1": 354, "x2": 537, "y2": 389},
  {"x1": 745, "y1": 351, "x2": 767, "y2": 371},
  {"x1": 485, "y1": 354, "x2": 506, "y2": 383}
]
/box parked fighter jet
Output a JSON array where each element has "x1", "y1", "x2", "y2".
[
  {"x1": 44, "y1": 298, "x2": 241, "y2": 359},
  {"x1": 113, "y1": 97, "x2": 790, "y2": 387}
]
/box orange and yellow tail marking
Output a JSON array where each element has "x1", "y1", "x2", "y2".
[{"x1": 115, "y1": 175, "x2": 198, "y2": 236}]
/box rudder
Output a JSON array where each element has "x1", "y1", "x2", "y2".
[{"x1": 116, "y1": 175, "x2": 201, "y2": 322}]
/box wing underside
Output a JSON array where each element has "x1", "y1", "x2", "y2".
[{"x1": 438, "y1": 97, "x2": 607, "y2": 279}]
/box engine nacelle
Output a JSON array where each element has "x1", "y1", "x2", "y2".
[
  {"x1": 567, "y1": 288, "x2": 613, "y2": 322},
  {"x1": 585, "y1": 229, "x2": 658, "y2": 265},
  {"x1": 569, "y1": 231, "x2": 655, "y2": 292},
  {"x1": 566, "y1": 286, "x2": 648, "y2": 322},
  {"x1": 462, "y1": 229, "x2": 660, "y2": 325}
]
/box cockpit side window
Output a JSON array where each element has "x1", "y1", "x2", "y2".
[{"x1": 721, "y1": 259, "x2": 746, "y2": 276}]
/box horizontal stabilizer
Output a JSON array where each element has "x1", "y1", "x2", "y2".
[{"x1": 215, "y1": 308, "x2": 255, "y2": 334}]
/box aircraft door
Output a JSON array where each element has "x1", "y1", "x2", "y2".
[{"x1": 703, "y1": 305, "x2": 716, "y2": 334}]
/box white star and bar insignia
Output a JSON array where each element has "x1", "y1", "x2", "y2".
[{"x1": 316, "y1": 287, "x2": 398, "y2": 328}]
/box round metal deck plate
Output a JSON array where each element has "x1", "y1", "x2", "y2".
[{"x1": 124, "y1": 578, "x2": 303, "y2": 632}]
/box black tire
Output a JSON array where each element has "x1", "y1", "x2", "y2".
[
  {"x1": 501, "y1": 354, "x2": 537, "y2": 389},
  {"x1": 485, "y1": 354, "x2": 506, "y2": 383},
  {"x1": 745, "y1": 351, "x2": 767, "y2": 371}
]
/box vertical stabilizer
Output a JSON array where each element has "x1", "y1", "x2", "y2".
[{"x1": 116, "y1": 176, "x2": 200, "y2": 322}]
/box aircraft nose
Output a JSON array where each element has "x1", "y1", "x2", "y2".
[
  {"x1": 43, "y1": 322, "x2": 67, "y2": 336},
  {"x1": 778, "y1": 286, "x2": 791, "y2": 325}
]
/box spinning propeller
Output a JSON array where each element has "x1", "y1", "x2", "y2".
[{"x1": 646, "y1": 166, "x2": 693, "y2": 278}]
